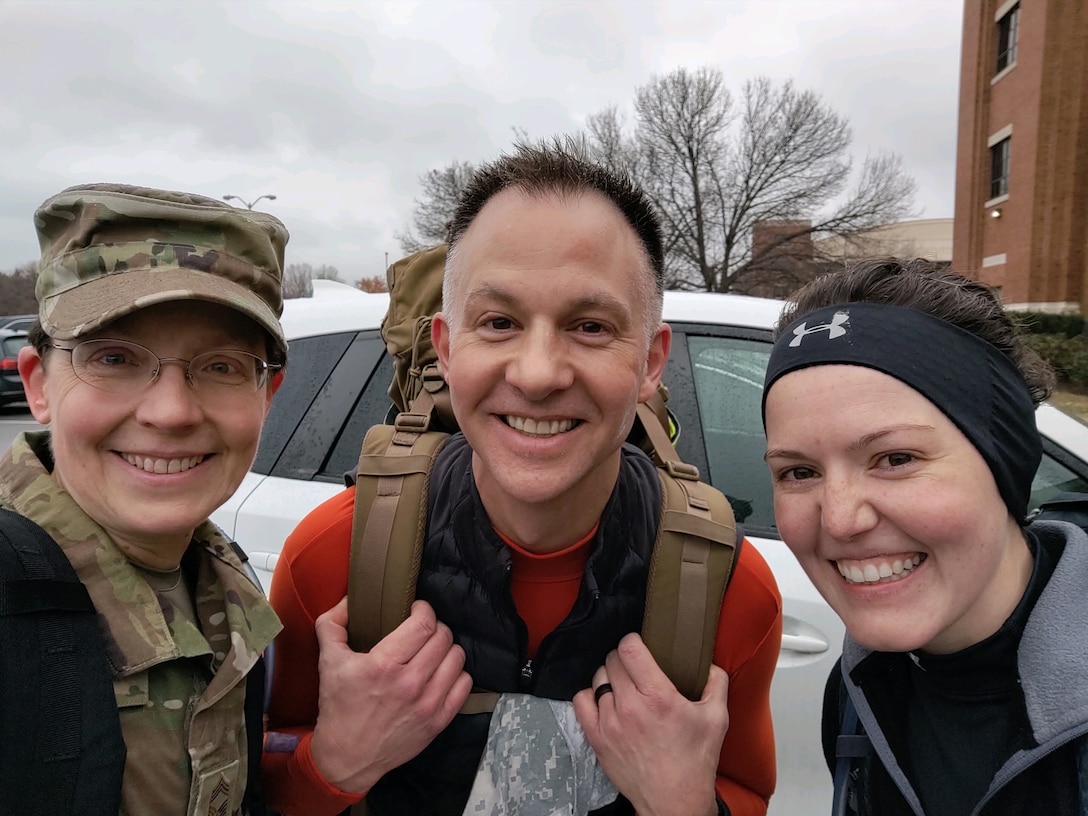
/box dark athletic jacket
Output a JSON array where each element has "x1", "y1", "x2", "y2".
[{"x1": 826, "y1": 521, "x2": 1088, "y2": 816}]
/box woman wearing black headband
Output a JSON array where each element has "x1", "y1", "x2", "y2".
[{"x1": 762, "y1": 258, "x2": 1088, "y2": 815}]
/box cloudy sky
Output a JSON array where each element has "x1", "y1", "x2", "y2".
[{"x1": 1, "y1": 0, "x2": 963, "y2": 284}]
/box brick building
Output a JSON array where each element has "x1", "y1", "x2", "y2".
[
  {"x1": 732, "y1": 220, "x2": 821, "y2": 299},
  {"x1": 734, "y1": 219, "x2": 953, "y2": 299},
  {"x1": 816, "y1": 218, "x2": 954, "y2": 265},
  {"x1": 953, "y1": 0, "x2": 1088, "y2": 311}
]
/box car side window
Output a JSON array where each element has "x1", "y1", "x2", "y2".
[
  {"x1": 274, "y1": 332, "x2": 388, "y2": 482},
  {"x1": 684, "y1": 334, "x2": 775, "y2": 534},
  {"x1": 1031, "y1": 446, "x2": 1088, "y2": 509},
  {"x1": 253, "y1": 332, "x2": 357, "y2": 474},
  {"x1": 322, "y1": 352, "x2": 397, "y2": 481}
]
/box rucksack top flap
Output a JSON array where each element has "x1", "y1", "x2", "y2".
[
  {"x1": 382, "y1": 245, "x2": 447, "y2": 411},
  {"x1": 382, "y1": 244, "x2": 447, "y2": 341},
  {"x1": 385, "y1": 314, "x2": 434, "y2": 414}
]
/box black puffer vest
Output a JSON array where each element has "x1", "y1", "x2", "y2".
[{"x1": 365, "y1": 435, "x2": 662, "y2": 816}]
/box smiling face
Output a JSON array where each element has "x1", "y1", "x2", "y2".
[
  {"x1": 20, "y1": 301, "x2": 280, "y2": 569},
  {"x1": 764, "y1": 364, "x2": 1033, "y2": 654},
  {"x1": 432, "y1": 188, "x2": 670, "y2": 549}
]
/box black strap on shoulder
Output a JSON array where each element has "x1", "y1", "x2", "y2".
[
  {"x1": 0, "y1": 575, "x2": 96, "y2": 616},
  {"x1": 0, "y1": 507, "x2": 124, "y2": 816},
  {"x1": 219, "y1": 529, "x2": 272, "y2": 816},
  {"x1": 832, "y1": 692, "x2": 871, "y2": 816},
  {"x1": 243, "y1": 655, "x2": 269, "y2": 816}
]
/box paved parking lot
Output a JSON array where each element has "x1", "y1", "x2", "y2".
[{"x1": 0, "y1": 405, "x2": 36, "y2": 455}]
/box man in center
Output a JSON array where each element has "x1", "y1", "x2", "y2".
[{"x1": 263, "y1": 140, "x2": 782, "y2": 816}]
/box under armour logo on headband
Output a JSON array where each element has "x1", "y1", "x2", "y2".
[{"x1": 789, "y1": 311, "x2": 849, "y2": 347}]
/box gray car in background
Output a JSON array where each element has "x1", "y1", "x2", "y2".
[
  {"x1": 0, "y1": 314, "x2": 35, "y2": 333},
  {"x1": 0, "y1": 329, "x2": 30, "y2": 406}
]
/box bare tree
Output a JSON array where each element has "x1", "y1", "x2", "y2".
[
  {"x1": 313, "y1": 264, "x2": 342, "y2": 283},
  {"x1": 584, "y1": 106, "x2": 639, "y2": 175},
  {"x1": 282, "y1": 263, "x2": 343, "y2": 299},
  {"x1": 0, "y1": 262, "x2": 39, "y2": 313},
  {"x1": 396, "y1": 160, "x2": 477, "y2": 254},
  {"x1": 580, "y1": 68, "x2": 917, "y2": 292},
  {"x1": 282, "y1": 263, "x2": 313, "y2": 299},
  {"x1": 631, "y1": 67, "x2": 735, "y2": 290}
]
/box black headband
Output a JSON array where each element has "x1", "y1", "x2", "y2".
[{"x1": 762, "y1": 302, "x2": 1041, "y2": 522}]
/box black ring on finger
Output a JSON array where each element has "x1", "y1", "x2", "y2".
[{"x1": 593, "y1": 682, "x2": 614, "y2": 705}]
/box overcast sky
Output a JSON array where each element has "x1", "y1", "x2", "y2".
[{"x1": 1, "y1": 0, "x2": 963, "y2": 284}]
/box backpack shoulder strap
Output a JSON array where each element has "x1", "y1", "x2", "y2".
[
  {"x1": 832, "y1": 689, "x2": 872, "y2": 816},
  {"x1": 636, "y1": 400, "x2": 739, "y2": 702},
  {"x1": 347, "y1": 390, "x2": 739, "y2": 706},
  {"x1": 345, "y1": 395, "x2": 453, "y2": 816},
  {"x1": 1076, "y1": 732, "x2": 1088, "y2": 816},
  {"x1": 0, "y1": 507, "x2": 124, "y2": 816},
  {"x1": 347, "y1": 390, "x2": 450, "y2": 654},
  {"x1": 243, "y1": 654, "x2": 269, "y2": 816}
]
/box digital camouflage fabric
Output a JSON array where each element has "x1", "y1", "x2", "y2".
[
  {"x1": 464, "y1": 693, "x2": 619, "y2": 815},
  {"x1": 33, "y1": 183, "x2": 289, "y2": 354},
  {"x1": 0, "y1": 431, "x2": 282, "y2": 816}
]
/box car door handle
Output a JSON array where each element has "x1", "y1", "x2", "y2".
[
  {"x1": 780, "y1": 631, "x2": 829, "y2": 655},
  {"x1": 777, "y1": 615, "x2": 832, "y2": 669},
  {"x1": 247, "y1": 551, "x2": 281, "y2": 574}
]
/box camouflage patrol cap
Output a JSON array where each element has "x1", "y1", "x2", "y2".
[{"x1": 34, "y1": 183, "x2": 289, "y2": 354}]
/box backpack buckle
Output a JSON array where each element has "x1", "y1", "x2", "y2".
[
  {"x1": 664, "y1": 460, "x2": 700, "y2": 481},
  {"x1": 421, "y1": 365, "x2": 446, "y2": 394},
  {"x1": 394, "y1": 412, "x2": 431, "y2": 432}
]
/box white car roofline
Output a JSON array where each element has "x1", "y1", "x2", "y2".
[{"x1": 279, "y1": 289, "x2": 787, "y2": 341}]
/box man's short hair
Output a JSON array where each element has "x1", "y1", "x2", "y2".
[{"x1": 443, "y1": 139, "x2": 665, "y2": 339}]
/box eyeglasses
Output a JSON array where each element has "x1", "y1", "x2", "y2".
[{"x1": 51, "y1": 338, "x2": 280, "y2": 395}]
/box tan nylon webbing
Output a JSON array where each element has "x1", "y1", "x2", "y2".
[
  {"x1": 352, "y1": 434, "x2": 421, "y2": 653},
  {"x1": 637, "y1": 398, "x2": 681, "y2": 469},
  {"x1": 669, "y1": 477, "x2": 713, "y2": 698},
  {"x1": 459, "y1": 691, "x2": 501, "y2": 715},
  {"x1": 356, "y1": 453, "x2": 437, "y2": 477},
  {"x1": 637, "y1": 397, "x2": 735, "y2": 701},
  {"x1": 348, "y1": 391, "x2": 447, "y2": 815}
]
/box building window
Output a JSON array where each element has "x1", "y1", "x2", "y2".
[
  {"x1": 990, "y1": 137, "x2": 1011, "y2": 199},
  {"x1": 996, "y1": 4, "x2": 1019, "y2": 73}
]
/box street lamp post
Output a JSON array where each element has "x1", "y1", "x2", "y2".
[{"x1": 223, "y1": 193, "x2": 277, "y2": 210}]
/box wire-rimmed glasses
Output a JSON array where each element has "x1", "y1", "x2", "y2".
[{"x1": 51, "y1": 338, "x2": 279, "y2": 396}]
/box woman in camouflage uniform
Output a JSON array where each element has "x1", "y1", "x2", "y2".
[{"x1": 0, "y1": 184, "x2": 287, "y2": 816}]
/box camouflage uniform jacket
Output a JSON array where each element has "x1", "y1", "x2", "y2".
[{"x1": 0, "y1": 431, "x2": 282, "y2": 816}]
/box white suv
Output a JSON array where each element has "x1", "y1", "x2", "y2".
[{"x1": 213, "y1": 282, "x2": 1088, "y2": 816}]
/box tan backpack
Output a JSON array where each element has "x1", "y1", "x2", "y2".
[{"x1": 346, "y1": 245, "x2": 739, "y2": 704}]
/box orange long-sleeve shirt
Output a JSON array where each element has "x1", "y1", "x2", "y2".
[{"x1": 263, "y1": 486, "x2": 782, "y2": 816}]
